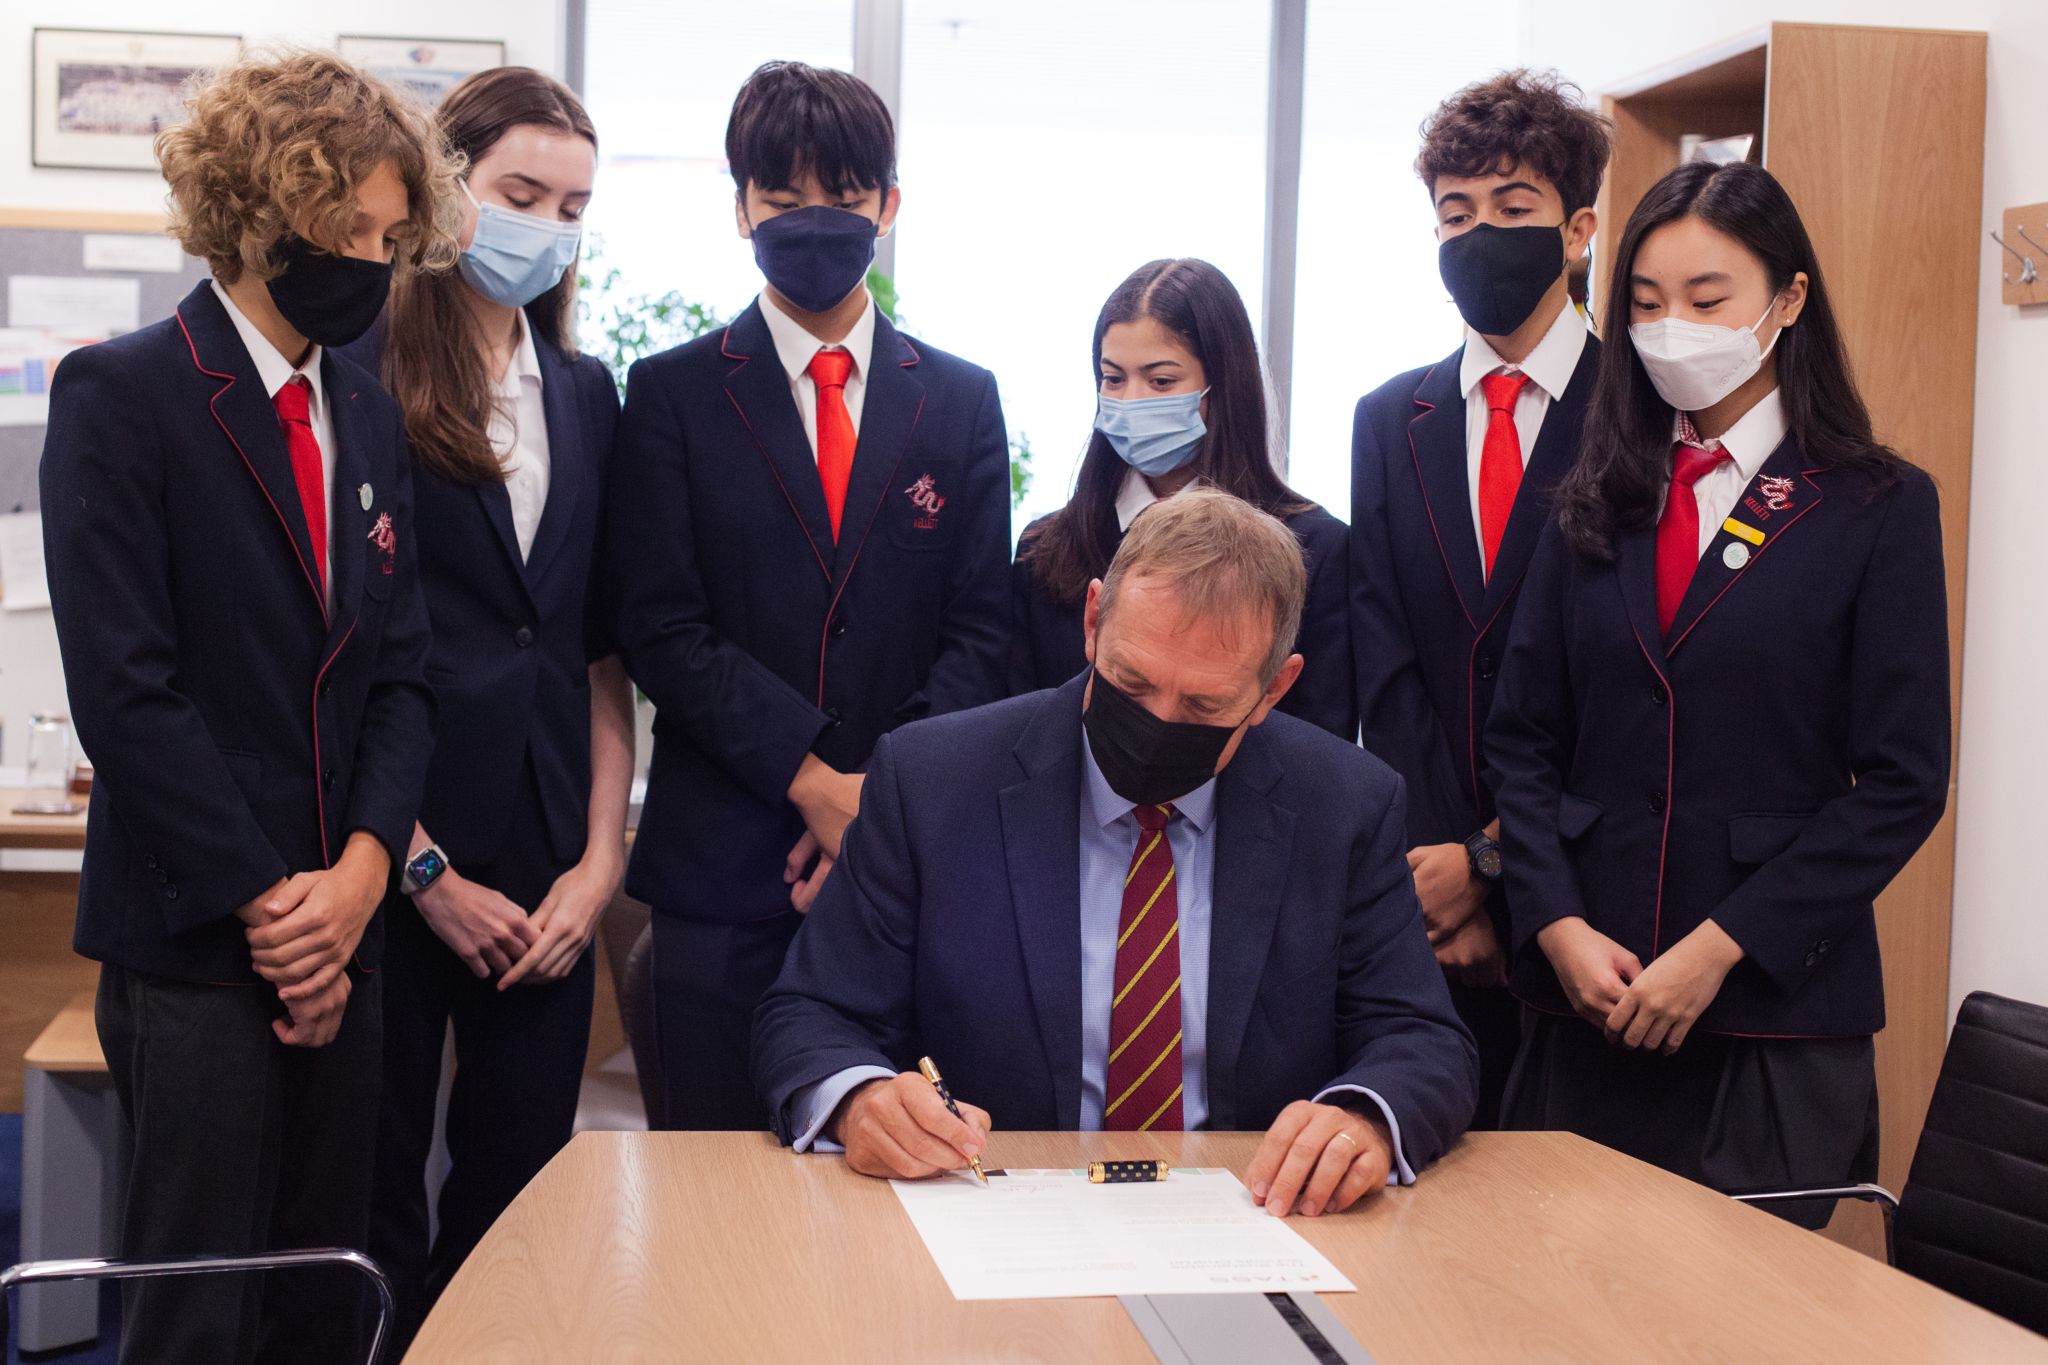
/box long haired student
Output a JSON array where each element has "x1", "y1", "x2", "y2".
[
  {"x1": 338, "y1": 68, "x2": 632, "y2": 1347},
  {"x1": 1012, "y1": 258, "x2": 1355, "y2": 741},
  {"x1": 1485, "y1": 161, "x2": 1950, "y2": 1218}
]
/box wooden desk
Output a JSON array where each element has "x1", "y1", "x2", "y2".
[
  {"x1": 0, "y1": 788, "x2": 86, "y2": 851},
  {"x1": 408, "y1": 1130, "x2": 2048, "y2": 1364}
]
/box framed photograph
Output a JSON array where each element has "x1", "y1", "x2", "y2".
[
  {"x1": 337, "y1": 36, "x2": 507, "y2": 109},
  {"x1": 31, "y1": 28, "x2": 242, "y2": 171}
]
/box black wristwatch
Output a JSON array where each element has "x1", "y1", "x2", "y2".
[
  {"x1": 402, "y1": 844, "x2": 450, "y2": 895},
  {"x1": 1464, "y1": 831, "x2": 1503, "y2": 882}
]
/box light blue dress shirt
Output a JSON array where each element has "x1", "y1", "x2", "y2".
[{"x1": 789, "y1": 735, "x2": 1414, "y2": 1183}]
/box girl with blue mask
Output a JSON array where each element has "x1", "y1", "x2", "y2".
[
  {"x1": 1010, "y1": 258, "x2": 1360, "y2": 742},
  {"x1": 333, "y1": 68, "x2": 637, "y2": 1353}
]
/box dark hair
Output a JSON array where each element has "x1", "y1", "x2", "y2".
[
  {"x1": 725, "y1": 61, "x2": 895, "y2": 196},
  {"x1": 1416, "y1": 69, "x2": 1612, "y2": 216},
  {"x1": 1021, "y1": 259, "x2": 1310, "y2": 607},
  {"x1": 383, "y1": 66, "x2": 595, "y2": 485},
  {"x1": 1555, "y1": 161, "x2": 1908, "y2": 561}
]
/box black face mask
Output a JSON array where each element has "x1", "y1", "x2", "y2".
[
  {"x1": 265, "y1": 235, "x2": 393, "y2": 348},
  {"x1": 1083, "y1": 668, "x2": 1257, "y2": 808},
  {"x1": 750, "y1": 205, "x2": 878, "y2": 314},
  {"x1": 1437, "y1": 223, "x2": 1565, "y2": 337}
]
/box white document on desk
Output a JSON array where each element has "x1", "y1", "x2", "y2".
[{"x1": 890, "y1": 1167, "x2": 1356, "y2": 1301}]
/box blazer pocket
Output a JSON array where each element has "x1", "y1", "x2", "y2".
[
  {"x1": 1557, "y1": 792, "x2": 1603, "y2": 840},
  {"x1": 216, "y1": 747, "x2": 263, "y2": 806},
  {"x1": 1728, "y1": 812, "x2": 1817, "y2": 865}
]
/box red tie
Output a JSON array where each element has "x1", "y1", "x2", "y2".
[
  {"x1": 1106, "y1": 803, "x2": 1183, "y2": 1132},
  {"x1": 272, "y1": 376, "x2": 327, "y2": 595},
  {"x1": 807, "y1": 348, "x2": 856, "y2": 541},
  {"x1": 1656, "y1": 440, "x2": 1731, "y2": 633},
  {"x1": 1477, "y1": 372, "x2": 1531, "y2": 579}
]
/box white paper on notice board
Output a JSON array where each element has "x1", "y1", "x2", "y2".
[
  {"x1": 9, "y1": 275, "x2": 139, "y2": 335},
  {"x1": 83, "y1": 234, "x2": 186, "y2": 274},
  {"x1": 0, "y1": 512, "x2": 50, "y2": 611}
]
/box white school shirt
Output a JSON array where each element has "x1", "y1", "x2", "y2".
[
  {"x1": 1458, "y1": 305, "x2": 1588, "y2": 573},
  {"x1": 1669, "y1": 388, "x2": 1788, "y2": 559},
  {"x1": 488, "y1": 315, "x2": 551, "y2": 560},
  {"x1": 212, "y1": 278, "x2": 336, "y2": 609},
  {"x1": 758, "y1": 289, "x2": 878, "y2": 455}
]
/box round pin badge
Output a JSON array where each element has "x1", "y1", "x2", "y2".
[
  {"x1": 359, "y1": 483, "x2": 374, "y2": 511},
  {"x1": 1723, "y1": 541, "x2": 1751, "y2": 570}
]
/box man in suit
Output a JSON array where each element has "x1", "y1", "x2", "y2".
[
  {"x1": 756, "y1": 489, "x2": 1476, "y2": 1216},
  {"x1": 1349, "y1": 70, "x2": 1611, "y2": 1128},
  {"x1": 608, "y1": 60, "x2": 1011, "y2": 1130},
  {"x1": 38, "y1": 52, "x2": 448, "y2": 1364}
]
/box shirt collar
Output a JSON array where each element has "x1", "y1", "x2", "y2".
[
  {"x1": 1079, "y1": 718, "x2": 1219, "y2": 835},
  {"x1": 1671, "y1": 387, "x2": 1787, "y2": 482},
  {"x1": 1114, "y1": 466, "x2": 1158, "y2": 532},
  {"x1": 211, "y1": 277, "x2": 325, "y2": 412},
  {"x1": 496, "y1": 312, "x2": 543, "y2": 396},
  {"x1": 1459, "y1": 301, "x2": 1588, "y2": 403},
  {"x1": 758, "y1": 288, "x2": 877, "y2": 388}
]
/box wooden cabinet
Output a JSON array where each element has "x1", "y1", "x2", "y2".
[{"x1": 1594, "y1": 23, "x2": 1987, "y2": 1257}]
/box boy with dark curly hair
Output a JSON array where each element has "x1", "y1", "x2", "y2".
[
  {"x1": 39, "y1": 48, "x2": 460, "y2": 1363},
  {"x1": 1348, "y1": 70, "x2": 1612, "y2": 1130}
]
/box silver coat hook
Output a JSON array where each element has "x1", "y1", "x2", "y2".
[{"x1": 1992, "y1": 230, "x2": 2037, "y2": 285}]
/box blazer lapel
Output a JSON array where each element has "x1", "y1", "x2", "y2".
[
  {"x1": 830, "y1": 315, "x2": 925, "y2": 587},
  {"x1": 1666, "y1": 436, "x2": 1822, "y2": 656},
  {"x1": 176, "y1": 283, "x2": 327, "y2": 622},
  {"x1": 1407, "y1": 351, "x2": 1485, "y2": 627},
  {"x1": 1202, "y1": 733, "x2": 1294, "y2": 1133},
  {"x1": 999, "y1": 678, "x2": 1089, "y2": 1130},
  {"x1": 522, "y1": 334, "x2": 584, "y2": 589},
  {"x1": 321, "y1": 366, "x2": 370, "y2": 654},
  {"x1": 1614, "y1": 521, "x2": 1667, "y2": 666},
  {"x1": 720, "y1": 303, "x2": 835, "y2": 582},
  {"x1": 1478, "y1": 336, "x2": 1598, "y2": 622}
]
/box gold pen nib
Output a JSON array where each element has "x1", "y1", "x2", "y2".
[{"x1": 969, "y1": 1155, "x2": 989, "y2": 1185}]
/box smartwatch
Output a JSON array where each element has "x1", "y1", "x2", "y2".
[
  {"x1": 402, "y1": 844, "x2": 450, "y2": 895},
  {"x1": 1464, "y1": 831, "x2": 1503, "y2": 882}
]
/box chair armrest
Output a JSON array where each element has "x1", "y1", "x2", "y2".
[{"x1": 1726, "y1": 1183, "x2": 1900, "y2": 1264}]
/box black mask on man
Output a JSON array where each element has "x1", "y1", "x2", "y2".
[
  {"x1": 266, "y1": 235, "x2": 393, "y2": 349},
  {"x1": 1437, "y1": 222, "x2": 1565, "y2": 337},
  {"x1": 1083, "y1": 669, "x2": 1257, "y2": 807}
]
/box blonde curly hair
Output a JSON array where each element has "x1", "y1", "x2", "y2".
[{"x1": 157, "y1": 48, "x2": 464, "y2": 284}]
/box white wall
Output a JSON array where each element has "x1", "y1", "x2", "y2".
[
  {"x1": 1515, "y1": 0, "x2": 2048, "y2": 1021},
  {"x1": 1, "y1": 1, "x2": 566, "y2": 217}
]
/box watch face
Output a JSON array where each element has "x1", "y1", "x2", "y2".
[
  {"x1": 409, "y1": 848, "x2": 446, "y2": 886},
  {"x1": 1477, "y1": 847, "x2": 1503, "y2": 879}
]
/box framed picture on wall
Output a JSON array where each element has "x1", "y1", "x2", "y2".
[
  {"x1": 336, "y1": 36, "x2": 507, "y2": 109},
  {"x1": 31, "y1": 28, "x2": 242, "y2": 171}
]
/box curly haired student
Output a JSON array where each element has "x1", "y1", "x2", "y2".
[{"x1": 39, "y1": 49, "x2": 459, "y2": 1364}]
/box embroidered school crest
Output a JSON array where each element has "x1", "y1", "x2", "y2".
[
  {"x1": 1758, "y1": 476, "x2": 1796, "y2": 512},
  {"x1": 368, "y1": 511, "x2": 396, "y2": 574},
  {"x1": 903, "y1": 473, "x2": 945, "y2": 530}
]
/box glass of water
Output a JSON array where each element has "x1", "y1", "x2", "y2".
[{"x1": 21, "y1": 712, "x2": 79, "y2": 813}]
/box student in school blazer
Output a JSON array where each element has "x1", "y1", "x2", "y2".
[{"x1": 607, "y1": 296, "x2": 1011, "y2": 1125}]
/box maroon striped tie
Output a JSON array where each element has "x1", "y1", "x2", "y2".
[{"x1": 1105, "y1": 803, "x2": 1184, "y2": 1131}]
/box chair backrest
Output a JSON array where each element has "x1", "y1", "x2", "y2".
[{"x1": 1893, "y1": 990, "x2": 2048, "y2": 1334}]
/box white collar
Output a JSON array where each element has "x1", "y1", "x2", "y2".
[
  {"x1": 1459, "y1": 300, "x2": 1588, "y2": 402},
  {"x1": 211, "y1": 277, "x2": 325, "y2": 410},
  {"x1": 1672, "y1": 387, "x2": 1788, "y2": 481},
  {"x1": 496, "y1": 312, "x2": 543, "y2": 394},
  {"x1": 758, "y1": 289, "x2": 876, "y2": 387},
  {"x1": 1114, "y1": 466, "x2": 1159, "y2": 532}
]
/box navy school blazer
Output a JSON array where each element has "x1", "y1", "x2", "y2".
[
  {"x1": 607, "y1": 300, "x2": 1011, "y2": 922},
  {"x1": 1009, "y1": 503, "x2": 1359, "y2": 741},
  {"x1": 1349, "y1": 337, "x2": 1599, "y2": 863},
  {"x1": 40, "y1": 281, "x2": 433, "y2": 982},
  {"x1": 338, "y1": 319, "x2": 619, "y2": 872},
  {"x1": 753, "y1": 673, "x2": 1479, "y2": 1159},
  {"x1": 1483, "y1": 445, "x2": 1950, "y2": 1036}
]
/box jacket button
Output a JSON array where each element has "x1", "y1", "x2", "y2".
[
  {"x1": 825, "y1": 707, "x2": 844, "y2": 724},
  {"x1": 1647, "y1": 791, "x2": 1666, "y2": 815},
  {"x1": 514, "y1": 626, "x2": 535, "y2": 648},
  {"x1": 164, "y1": 885, "x2": 180, "y2": 901},
  {"x1": 145, "y1": 855, "x2": 159, "y2": 870},
  {"x1": 1804, "y1": 951, "x2": 1820, "y2": 968},
  {"x1": 1650, "y1": 682, "x2": 1668, "y2": 705},
  {"x1": 155, "y1": 868, "x2": 168, "y2": 884},
  {"x1": 322, "y1": 767, "x2": 336, "y2": 791},
  {"x1": 319, "y1": 678, "x2": 333, "y2": 699},
  {"x1": 1817, "y1": 939, "x2": 1832, "y2": 955},
  {"x1": 1477, "y1": 654, "x2": 1497, "y2": 681},
  {"x1": 830, "y1": 614, "x2": 848, "y2": 639}
]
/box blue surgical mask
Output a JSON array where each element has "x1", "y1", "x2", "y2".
[
  {"x1": 1095, "y1": 388, "x2": 1210, "y2": 477},
  {"x1": 458, "y1": 181, "x2": 584, "y2": 309}
]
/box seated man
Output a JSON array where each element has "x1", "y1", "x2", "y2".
[{"x1": 754, "y1": 487, "x2": 1477, "y2": 1217}]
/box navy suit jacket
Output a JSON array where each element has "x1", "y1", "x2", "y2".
[
  {"x1": 1350, "y1": 338, "x2": 1598, "y2": 856},
  {"x1": 41, "y1": 281, "x2": 433, "y2": 981},
  {"x1": 1010, "y1": 503, "x2": 1358, "y2": 741},
  {"x1": 1485, "y1": 448, "x2": 1950, "y2": 1036},
  {"x1": 753, "y1": 674, "x2": 1478, "y2": 1159},
  {"x1": 339, "y1": 319, "x2": 619, "y2": 870},
  {"x1": 608, "y1": 301, "x2": 1011, "y2": 922}
]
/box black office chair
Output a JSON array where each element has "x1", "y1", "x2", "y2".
[
  {"x1": 1729, "y1": 991, "x2": 2048, "y2": 1335},
  {"x1": 0, "y1": 1247, "x2": 395, "y2": 1364}
]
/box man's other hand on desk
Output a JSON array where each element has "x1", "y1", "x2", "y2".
[
  {"x1": 829, "y1": 1072, "x2": 993, "y2": 1179},
  {"x1": 1246, "y1": 1100, "x2": 1394, "y2": 1218}
]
